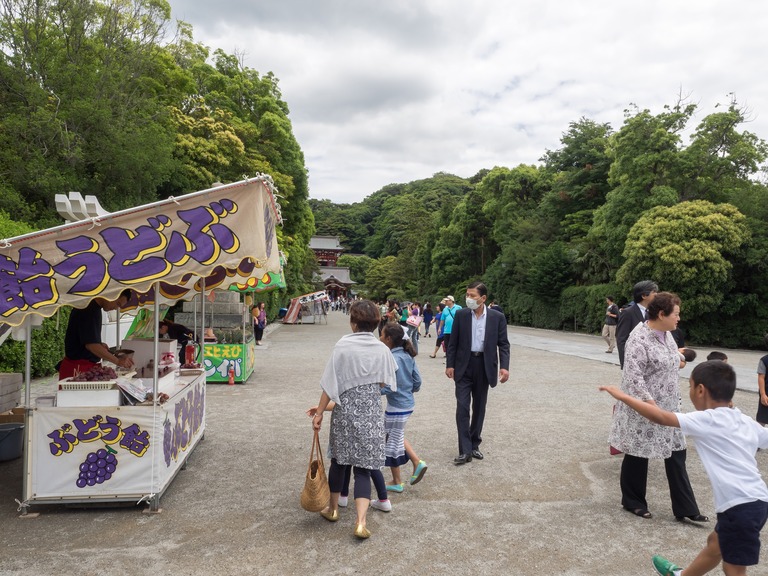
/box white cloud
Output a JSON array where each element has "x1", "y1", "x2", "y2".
[{"x1": 166, "y1": 0, "x2": 768, "y2": 203}]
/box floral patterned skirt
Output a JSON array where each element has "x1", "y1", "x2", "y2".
[{"x1": 329, "y1": 383, "x2": 385, "y2": 470}]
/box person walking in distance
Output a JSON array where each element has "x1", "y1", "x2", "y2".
[
  {"x1": 429, "y1": 303, "x2": 445, "y2": 358},
  {"x1": 440, "y1": 295, "x2": 461, "y2": 356},
  {"x1": 602, "y1": 295, "x2": 619, "y2": 353},
  {"x1": 445, "y1": 281, "x2": 510, "y2": 465}
]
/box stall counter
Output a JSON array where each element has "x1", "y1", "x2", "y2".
[{"x1": 23, "y1": 372, "x2": 205, "y2": 509}]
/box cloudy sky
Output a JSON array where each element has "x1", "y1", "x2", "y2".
[{"x1": 165, "y1": 0, "x2": 768, "y2": 204}]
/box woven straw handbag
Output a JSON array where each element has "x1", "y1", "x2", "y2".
[{"x1": 300, "y1": 429, "x2": 330, "y2": 512}]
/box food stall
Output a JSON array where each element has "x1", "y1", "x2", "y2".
[
  {"x1": 0, "y1": 177, "x2": 282, "y2": 512},
  {"x1": 282, "y1": 291, "x2": 328, "y2": 324},
  {"x1": 195, "y1": 263, "x2": 286, "y2": 384}
]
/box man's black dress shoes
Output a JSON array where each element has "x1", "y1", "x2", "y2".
[
  {"x1": 471, "y1": 449, "x2": 484, "y2": 460},
  {"x1": 453, "y1": 454, "x2": 472, "y2": 465}
]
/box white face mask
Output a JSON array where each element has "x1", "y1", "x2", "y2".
[{"x1": 465, "y1": 297, "x2": 480, "y2": 310}]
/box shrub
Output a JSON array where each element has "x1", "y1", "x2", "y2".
[{"x1": 0, "y1": 309, "x2": 70, "y2": 377}]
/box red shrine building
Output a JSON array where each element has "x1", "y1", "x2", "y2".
[
  {"x1": 309, "y1": 235, "x2": 355, "y2": 299},
  {"x1": 309, "y1": 235, "x2": 344, "y2": 266}
]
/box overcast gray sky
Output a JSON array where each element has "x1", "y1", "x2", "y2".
[{"x1": 165, "y1": 0, "x2": 768, "y2": 204}]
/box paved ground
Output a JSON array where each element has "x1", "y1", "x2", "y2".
[
  {"x1": 507, "y1": 325, "x2": 765, "y2": 393},
  {"x1": 1, "y1": 316, "x2": 767, "y2": 576}
]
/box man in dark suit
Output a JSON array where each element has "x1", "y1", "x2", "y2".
[
  {"x1": 615, "y1": 280, "x2": 658, "y2": 368},
  {"x1": 446, "y1": 281, "x2": 510, "y2": 465}
]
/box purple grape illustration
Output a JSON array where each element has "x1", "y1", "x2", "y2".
[
  {"x1": 76, "y1": 445, "x2": 118, "y2": 488},
  {"x1": 163, "y1": 418, "x2": 172, "y2": 466}
]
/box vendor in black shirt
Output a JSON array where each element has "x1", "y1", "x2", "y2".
[
  {"x1": 58, "y1": 289, "x2": 135, "y2": 380},
  {"x1": 158, "y1": 319, "x2": 195, "y2": 348}
]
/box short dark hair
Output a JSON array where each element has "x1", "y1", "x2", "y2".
[
  {"x1": 606, "y1": 295, "x2": 615, "y2": 302},
  {"x1": 647, "y1": 291, "x2": 681, "y2": 320},
  {"x1": 467, "y1": 281, "x2": 488, "y2": 298},
  {"x1": 706, "y1": 351, "x2": 728, "y2": 362},
  {"x1": 350, "y1": 300, "x2": 380, "y2": 332},
  {"x1": 118, "y1": 289, "x2": 133, "y2": 305},
  {"x1": 681, "y1": 348, "x2": 697, "y2": 362},
  {"x1": 690, "y1": 360, "x2": 736, "y2": 402},
  {"x1": 632, "y1": 280, "x2": 658, "y2": 303}
]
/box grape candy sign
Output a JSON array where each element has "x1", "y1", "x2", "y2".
[
  {"x1": 32, "y1": 376, "x2": 206, "y2": 498},
  {"x1": 0, "y1": 178, "x2": 282, "y2": 326}
]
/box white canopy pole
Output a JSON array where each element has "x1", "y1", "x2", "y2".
[
  {"x1": 153, "y1": 283, "x2": 160, "y2": 400},
  {"x1": 200, "y1": 276, "x2": 206, "y2": 365},
  {"x1": 24, "y1": 319, "x2": 31, "y2": 407}
]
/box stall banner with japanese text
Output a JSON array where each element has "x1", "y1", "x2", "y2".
[
  {"x1": 1, "y1": 178, "x2": 281, "y2": 327},
  {"x1": 203, "y1": 340, "x2": 256, "y2": 383},
  {"x1": 30, "y1": 377, "x2": 205, "y2": 498}
]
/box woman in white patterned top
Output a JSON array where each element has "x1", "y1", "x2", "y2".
[{"x1": 609, "y1": 292, "x2": 708, "y2": 523}]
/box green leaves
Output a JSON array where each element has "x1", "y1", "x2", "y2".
[{"x1": 617, "y1": 201, "x2": 750, "y2": 316}]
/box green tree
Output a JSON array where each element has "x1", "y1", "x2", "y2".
[
  {"x1": 337, "y1": 254, "x2": 373, "y2": 284},
  {"x1": 478, "y1": 165, "x2": 553, "y2": 308},
  {"x1": 429, "y1": 189, "x2": 496, "y2": 292},
  {"x1": 0, "y1": 0, "x2": 178, "y2": 224},
  {"x1": 0, "y1": 210, "x2": 33, "y2": 238},
  {"x1": 677, "y1": 101, "x2": 768, "y2": 203},
  {"x1": 585, "y1": 103, "x2": 696, "y2": 278},
  {"x1": 164, "y1": 29, "x2": 314, "y2": 298},
  {"x1": 540, "y1": 117, "x2": 613, "y2": 240},
  {"x1": 364, "y1": 256, "x2": 399, "y2": 302},
  {"x1": 528, "y1": 242, "x2": 575, "y2": 301},
  {"x1": 616, "y1": 200, "x2": 750, "y2": 317}
]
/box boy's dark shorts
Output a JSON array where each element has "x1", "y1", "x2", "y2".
[{"x1": 716, "y1": 500, "x2": 768, "y2": 566}]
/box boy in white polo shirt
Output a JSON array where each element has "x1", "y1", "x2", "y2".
[{"x1": 600, "y1": 360, "x2": 768, "y2": 576}]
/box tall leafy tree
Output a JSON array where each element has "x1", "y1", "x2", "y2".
[
  {"x1": 364, "y1": 256, "x2": 399, "y2": 302},
  {"x1": 585, "y1": 103, "x2": 696, "y2": 278},
  {"x1": 164, "y1": 30, "x2": 314, "y2": 296},
  {"x1": 0, "y1": 0, "x2": 178, "y2": 224},
  {"x1": 616, "y1": 200, "x2": 750, "y2": 317},
  {"x1": 677, "y1": 101, "x2": 768, "y2": 203},
  {"x1": 336, "y1": 254, "x2": 372, "y2": 284},
  {"x1": 538, "y1": 118, "x2": 613, "y2": 247}
]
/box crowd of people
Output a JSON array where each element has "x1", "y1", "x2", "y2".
[{"x1": 303, "y1": 279, "x2": 768, "y2": 575}]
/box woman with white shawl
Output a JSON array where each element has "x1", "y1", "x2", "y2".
[{"x1": 312, "y1": 300, "x2": 397, "y2": 539}]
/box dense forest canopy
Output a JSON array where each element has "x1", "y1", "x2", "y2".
[
  {"x1": 0, "y1": 0, "x2": 315, "y2": 294},
  {"x1": 310, "y1": 105, "x2": 768, "y2": 348},
  {"x1": 0, "y1": 0, "x2": 315, "y2": 374}
]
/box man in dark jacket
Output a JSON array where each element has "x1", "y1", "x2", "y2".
[
  {"x1": 446, "y1": 281, "x2": 510, "y2": 465},
  {"x1": 616, "y1": 280, "x2": 658, "y2": 368}
]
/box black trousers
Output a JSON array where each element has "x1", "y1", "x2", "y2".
[
  {"x1": 328, "y1": 459, "x2": 373, "y2": 500},
  {"x1": 620, "y1": 450, "x2": 700, "y2": 517},
  {"x1": 455, "y1": 354, "x2": 489, "y2": 455}
]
